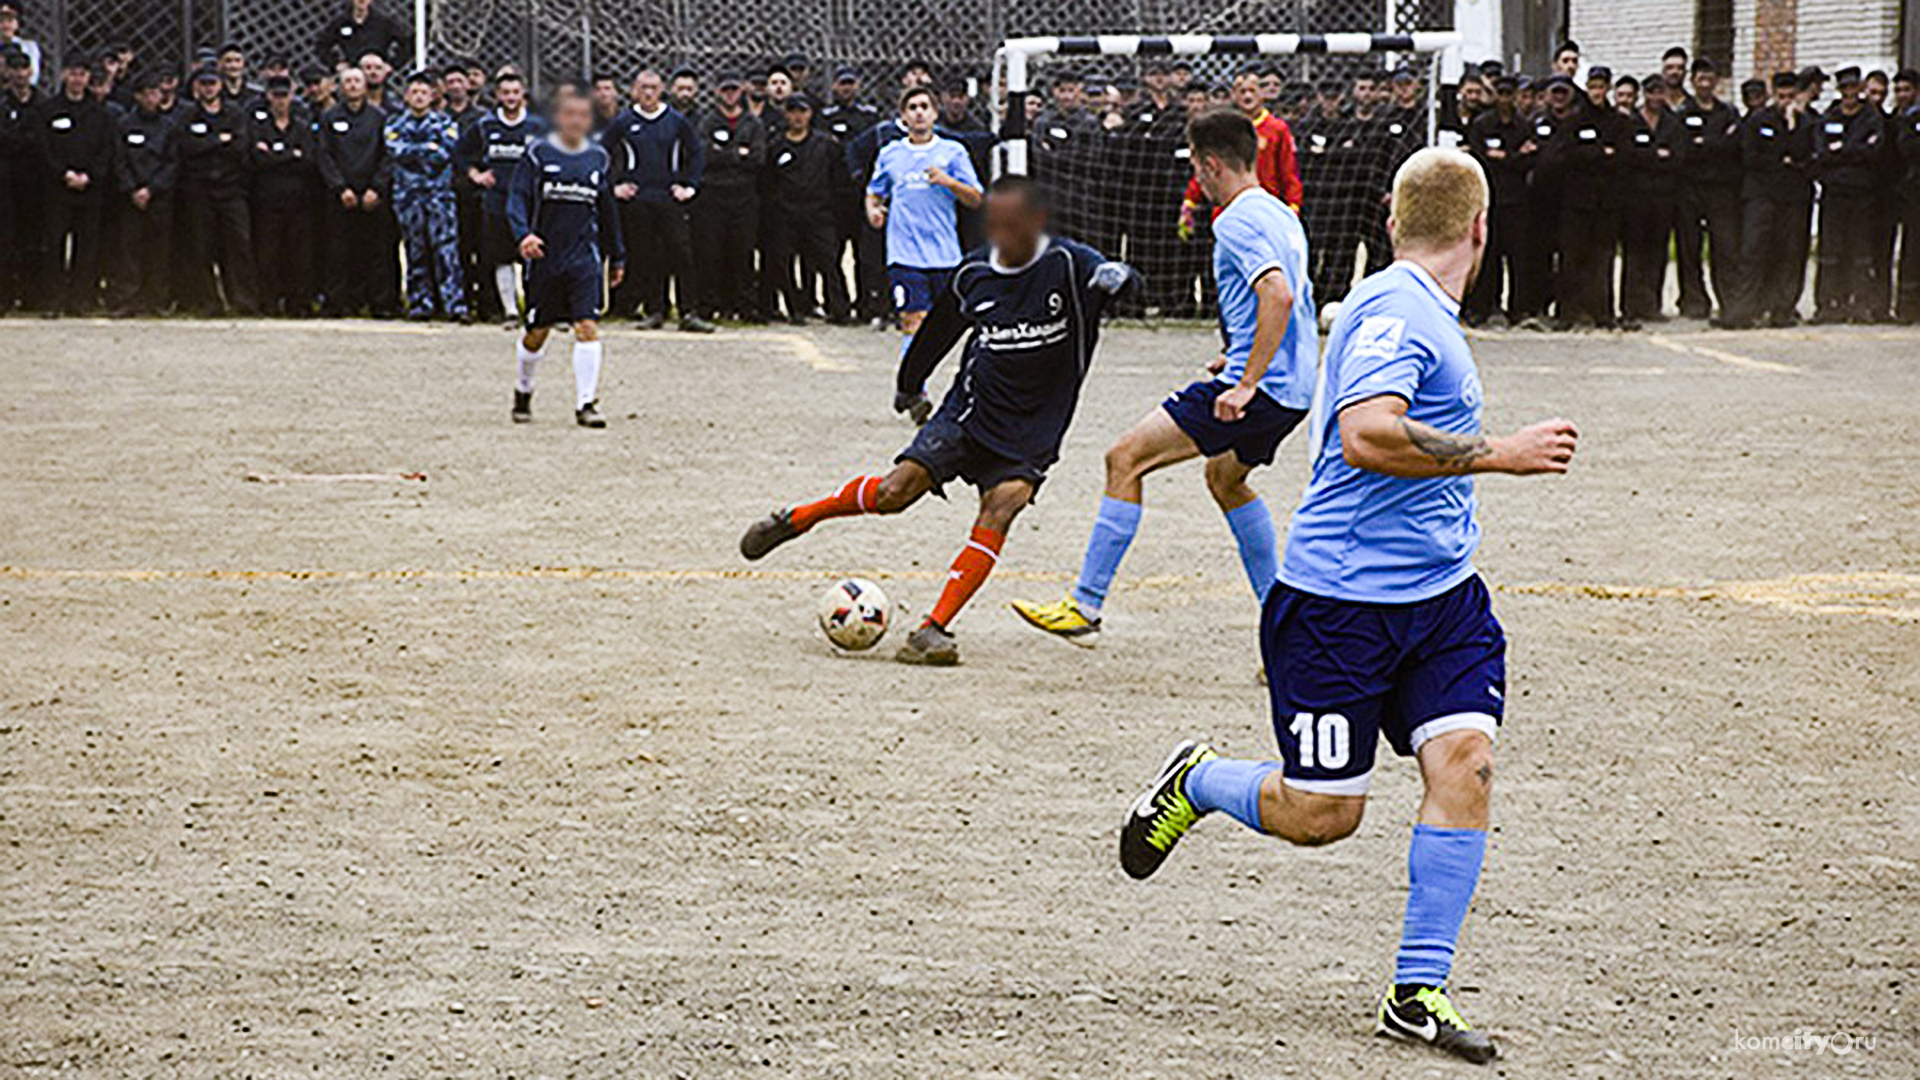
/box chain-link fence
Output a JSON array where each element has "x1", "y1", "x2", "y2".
[{"x1": 26, "y1": 0, "x2": 1447, "y2": 89}]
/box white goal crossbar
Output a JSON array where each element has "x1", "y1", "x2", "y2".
[{"x1": 993, "y1": 31, "x2": 1463, "y2": 176}]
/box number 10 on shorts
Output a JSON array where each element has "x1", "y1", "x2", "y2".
[{"x1": 1289, "y1": 712, "x2": 1351, "y2": 769}]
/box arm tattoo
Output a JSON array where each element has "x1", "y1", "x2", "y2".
[
  {"x1": 1400, "y1": 417, "x2": 1492, "y2": 473},
  {"x1": 1476, "y1": 762, "x2": 1493, "y2": 787}
]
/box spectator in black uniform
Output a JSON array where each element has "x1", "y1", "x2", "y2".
[
  {"x1": 692, "y1": 71, "x2": 767, "y2": 322},
  {"x1": 1535, "y1": 72, "x2": 1617, "y2": 328},
  {"x1": 317, "y1": 0, "x2": 410, "y2": 69},
  {"x1": 316, "y1": 65, "x2": 395, "y2": 316},
  {"x1": 454, "y1": 69, "x2": 543, "y2": 324},
  {"x1": 175, "y1": 64, "x2": 257, "y2": 315},
  {"x1": 1895, "y1": 69, "x2": 1920, "y2": 323},
  {"x1": 1811, "y1": 67, "x2": 1885, "y2": 323},
  {"x1": 823, "y1": 66, "x2": 884, "y2": 322},
  {"x1": 248, "y1": 74, "x2": 320, "y2": 316},
  {"x1": 765, "y1": 94, "x2": 851, "y2": 324},
  {"x1": 1675, "y1": 59, "x2": 1742, "y2": 322},
  {"x1": 37, "y1": 53, "x2": 114, "y2": 313},
  {"x1": 1031, "y1": 71, "x2": 1100, "y2": 243},
  {"x1": 1724, "y1": 70, "x2": 1814, "y2": 328},
  {"x1": 110, "y1": 71, "x2": 177, "y2": 315},
  {"x1": 1464, "y1": 73, "x2": 1535, "y2": 324},
  {"x1": 1619, "y1": 73, "x2": 1683, "y2": 323},
  {"x1": 668, "y1": 67, "x2": 701, "y2": 119},
  {"x1": 3, "y1": 45, "x2": 44, "y2": 311}
]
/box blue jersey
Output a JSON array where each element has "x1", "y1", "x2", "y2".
[
  {"x1": 867, "y1": 135, "x2": 980, "y2": 270},
  {"x1": 384, "y1": 108, "x2": 461, "y2": 196},
  {"x1": 506, "y1": 135, "x2": 625, "y2": 275},
  {"x1": 454, "y1": 108, "x2": 547, "y2": 217},
  {"x1": 1282, "y1": 261, "x2": 1482, "y2": 603},
  {"x1": 1211, "y1": 187, "x2": 1318, "y2": 409}
]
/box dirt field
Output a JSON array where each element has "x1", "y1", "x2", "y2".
[{"x1": 2, "y1": 315, "x2": 1915, "y2": 1079}]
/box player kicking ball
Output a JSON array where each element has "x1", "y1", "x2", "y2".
[
  {"x1": 739, "y1": 177, "x2": 1131, "y2": 665},
  {"x1": 505, "y1": 86, "x2": 625, "y2": 427},
  {"x1": 1118, "y1": 148, "x2": 1580, "y2": 1064},
  {"x1": 1012, "y1": 109, "x2": 1318, "y2": 646}
]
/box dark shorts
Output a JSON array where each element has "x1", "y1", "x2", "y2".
[
  {"x1": 482, "y1": 211, "x2": 517, "y2": 268},
  {"x1": 1160, "y1": 379, "x2": 1308, "y2": 467},
  {"x1": 1261, "y1": 575, "x2": 1506, "y2": 797},
  {"x1": 522, "y1": 262, "x2": 607, "y2": 329},
  {"x1": 897, "y1": 413, "x2": 1047, "y2": 497},
  {"x1": 888, "y1": 265, "x2": 953, "y2": 315}
]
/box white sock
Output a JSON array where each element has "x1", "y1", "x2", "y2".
[
  {"x1": 572, "y1": 340, "x2": 603, "y2": 409},
  {"x1": 515, "y1": 339, "x2": 544, "y2": 393},
  {"x1": 494, "y1": 265, "x2": 518, "y2": 319}
]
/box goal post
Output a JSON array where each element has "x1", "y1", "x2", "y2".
[
  {"x1": 989, "y1": 31, "x2": 1462, "y2": 317},
  {"x1": 993, "y1": 32, "x2": 1463, "y2": 175}
]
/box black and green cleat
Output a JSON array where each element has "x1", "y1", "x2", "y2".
[
  {"x1": 1118, "y1": 740, "x2": 1216, "y2": 880},
  {"x1": 1375, "y1": 984, "x2": 1497, "y2": 1065},
  {"x1": 739, "y1": 509, "x2": 800, "y2": 561}
]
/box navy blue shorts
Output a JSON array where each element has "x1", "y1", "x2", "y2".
[
  {"x1": 522, "y1": 263, "x2": 607, "y2": 329},
  {"x1": 1261, "y1": 575, "x2": 1506, "y2": 796},
  {"x1": 898, "y1": 413, "x2": 1046, "y2": 497},
  {"x1": 888, "y1": 266, "x2": 953, "y2": 315},
  {"x1": 1161, "y1": 379, "x2": 1308, "y2": 467}
]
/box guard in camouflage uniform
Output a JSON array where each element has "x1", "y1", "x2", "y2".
[{"x1": 385, "y1": 69, "x2": 467, "y2": 320}]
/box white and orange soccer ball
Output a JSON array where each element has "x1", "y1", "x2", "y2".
[{"x1": 817, "y1": 578, "x2": 891, "y2": 651}]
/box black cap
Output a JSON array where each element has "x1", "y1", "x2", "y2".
[
  {"x1": 832, "y1": 65, "x2": 859, "y2": 83},
  {"x1": 1514, "y1": 74, "x2": 1535, "y2": 90},
  {"x1": 1586, "y1": 64, "x2": 1612, "y2": 83},
  {"x1": 265, "y1": 73, "x2": 293, "y2": 92},
  {"x1": 1143, "y1": 61, "x2": 1170, "y2": 75},
  {"x1": 190, "y1": 64, "x2": 220, "y2": 83},
  {"x1": 1542, "y1": 73, "x2": 1576, "y2": 91},
  {"x1": 1642, "y1": 72, "x2": 1667, "y2": 90},
  {"x1": 1492, "y1": 73, "x2": 1518, "y2": 90},
  {"x1": 1315, "y1": 77, "x2": 1343, "y2": 95},
  {"x1": 1390, "y1": 64, "x2": 1416, "y2": 82},
  {"x1": 784, "y1": 92, "x2": 815, "y2": 111},
  {"x1": 715, "y1": 70, "x2": 743, "y2": 89},
  {"x1": 783, "y1": 52, "x2": 810, "y2": 69},
  {"x1": 3, "y1": 45, "x2": 31, "y2": 68},
  {"x1": 1614, "y1": 72, "x2": 1638, "y2": 88},
  {"x1": 1833, "y1": 65, "x2": 1862, "y2": 87},
  {"x1": 263, "y1": 52, "x2": 290, "y2": 69},
  {"x1": 1690, "y1": 57, "x2": 1718, "y2": 75},
  {"x1": 669, "y1": 65, "x2": 697, "y2": 81},
  {"x1": 61, "y1": 51, "x2": 91, "y2": 71},
  {"x1": 1770, "y1": 70, "x2": 1799, "y2": 90},
  {"x1": 1798, "y1": 64, "x2": 1825, "y2": 81},
  {"x1": 298, "y1": 64, "x2": 328, "y2": 83}
]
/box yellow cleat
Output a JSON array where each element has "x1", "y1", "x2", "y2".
[{"x1": 1009, "y1": 597, "x2": 1102, "y2": 648}]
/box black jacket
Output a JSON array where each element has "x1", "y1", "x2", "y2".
[
  {"x1": 1739, "y1": 103, "x2": 1813, "y2": 202},
  {"x1": 1466, "y1": 108, "x2": 1536, "y2": 207},
  {"x1": 33, "y1": 92, "x2": 115, "y2": 197},
  {"x1": 695, "y1": 108, "x2": 767, "y2": 193},
  {"x1": 1812, "y1": 102, "x2": 1884, "y2": 193},
  {"x1": 1622, "y1": 106, "x2": 1684, "y2": 201},
  {"x1": 173, "y1": 99, "x2": 251, "y2": 194},
  {"x1": 316, "y1": 7, "x2": 410, "y2": 68},
  {"x1": 1534, "y1": 106, "x2": 1613, "y2": 211},
  {"x1": 766, "y1": 128, "x2": 839, "y2": 218},
  {"x1": 316, "y1": 100, "x2": 389, "y2": 194},
  {"x1": 248, "y1": 110, "x2": 321, "y2": 205},
  {"x1": 1676, "y1": 97, "x2": 1742, "y2": 188},
  {"x1": 114, "y1": 106, "x2": 178, "y2": 197}
]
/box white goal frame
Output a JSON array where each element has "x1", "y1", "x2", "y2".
[{"x1": 991, "y1": 32, "x2": 1464, "y2": 178}]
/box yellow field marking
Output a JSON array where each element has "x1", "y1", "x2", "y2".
[
  {"x1": 5, "y1": 568, "x2": 1916, "y2": 620},
  {"x1": 1644, "y1": 333, "x2": 1802, "y2": 374}
]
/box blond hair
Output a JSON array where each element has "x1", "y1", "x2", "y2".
[{"x1": 1388, "y1": 147, "x2": 1489, "y2": 252}]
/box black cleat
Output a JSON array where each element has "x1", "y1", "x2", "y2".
[
  {"x1": 512, "y1": 390, "x2": 533, "y2": 423},
  {"x1": 1118, "y1": 741, "x2": 1215, "y2": 880},
  {"x1": 575, "y1": 401, "x2": 606, "y2": 428},
  {"x1": 1376, "y1": 985, "x2": 1497, "y2": 1065},
  {"x1": 739, "y1": 509, "x2": 800, "y2": 561}
]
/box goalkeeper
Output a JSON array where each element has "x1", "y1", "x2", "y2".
[{"x1": 1178, "y1": 68, "x2": 1302, "y2": 239}]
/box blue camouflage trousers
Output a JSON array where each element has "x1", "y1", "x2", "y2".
[{"x1": 395, "y1": 189, "x2": 468, "y2": 318}]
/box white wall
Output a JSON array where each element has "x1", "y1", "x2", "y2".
[
  {"x1": 1731, "y1": 0, "x2": 1903, "y2": 78},
  {"x1": 1566, "y1": 0, "x2": 1693, "y2": 77}
]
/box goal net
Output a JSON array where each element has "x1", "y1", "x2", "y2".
[{"x1": 993, "y1": 33, "x2": 1460, "y2": 317}]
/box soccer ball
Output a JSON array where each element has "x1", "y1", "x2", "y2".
[{"x1": 818, "y1": 578, "x2": 891, "y2": 651}]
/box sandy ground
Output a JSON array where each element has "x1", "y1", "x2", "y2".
[{"x1": 1, "y1": 315, "x2": 1916, "y2": 1079}]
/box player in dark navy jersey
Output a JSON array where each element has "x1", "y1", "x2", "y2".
[
  {"x1": 505, "y1": 87, "x2": 624, "y2": 428},
  {"x1": 739, "y1": 177, "x2": 1132, "y2": 665},
  {"x1": 454, "y1": 71, "x2": 546, "y2": 324}
]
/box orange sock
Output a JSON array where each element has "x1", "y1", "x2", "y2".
[
  {"x1": 929, "y1": 526, "x2": 1004, "y2": 629},
  {"x1": 790, "y1": 476, "x2": 882, "y2": 532}
]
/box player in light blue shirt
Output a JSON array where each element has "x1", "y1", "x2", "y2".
[
  {"x1": 1014, "y1": 109, "x2": 1317, "y2": 645},
  {"x1": 1116, "y1": 149, "x2": 1580, "y2": 1065},
  {"x1": 866, "y1": 85, "x2": 982, "y2": 388}
]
